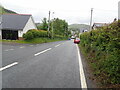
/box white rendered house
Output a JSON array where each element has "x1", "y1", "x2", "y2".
[{"x1": 0, "y1": 14, "x2": 37, "y2": 40}]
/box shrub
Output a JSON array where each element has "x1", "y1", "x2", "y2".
[
  {"x1": 23, "y1": 29, "x2": 48, "y2": 40},
  {"x1": 23, "y1": 31, "x2": 34, "y2": 40}
]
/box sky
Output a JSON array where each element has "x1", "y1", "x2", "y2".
[{"x1": 0, "y1": 0, "x2": 120, "y2": 25}]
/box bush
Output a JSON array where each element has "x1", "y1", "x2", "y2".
[
  {"x1": 23, "y1": 29, "x2": 48, "y2": 40},
  {"x1": 23, "y1": 31, "x2": 34, "y2": 40}
]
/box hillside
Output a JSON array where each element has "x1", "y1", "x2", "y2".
[
  {"x1": 0, "y1": 6, "x2": 17, "y2": 14},
  {"x1": 69, "y1": 24, "x2": 90, "y2": 32}
]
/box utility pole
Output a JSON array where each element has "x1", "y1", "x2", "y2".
[
  {"x1": 51, "y1": 12, "x2": 54, "y2": 38},
  {"x1": 48, "y1": 11, "x2": 50, "y2": 37},
  {"x1": 90, "y1": 8, "x2": 93, "y2": 31}
]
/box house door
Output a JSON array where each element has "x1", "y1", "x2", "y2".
[{"x1": 2, "y1": 30, "x2": 18, "y2": 40}]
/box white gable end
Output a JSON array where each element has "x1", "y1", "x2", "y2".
[{"x1": 18, "y1": 16, "x2": 37, "y2": 37}]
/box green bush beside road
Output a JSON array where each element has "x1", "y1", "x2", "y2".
[
  {"x1": 23, "y1": 29, "x2": 48, "y2": 40},
  {"x1": 79, "y1": 21, "x2": 120, "y2": 87}
]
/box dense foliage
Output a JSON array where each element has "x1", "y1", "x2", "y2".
[
  {"x1": 80, "y1": 21, "x2": 120, "y2": 85},
  {"x1": 23, "y1": 29, "x2": 67, "y2": 40},
  {"x1": 37, "y1": 18, "x2": 70, "y2": 38},
  {"x1": 52, "y1": 18, "x2": 69, "y2": 36},
  {"x1": 23, "y1": 29, "x2": 47, "y2": 40},
  {"x1": 37, "y1": 18, "x2": 48, "y2": 31}
]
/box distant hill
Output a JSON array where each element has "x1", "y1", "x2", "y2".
[
  {"x1": 69, "y1": 24, "x2": 90, "y2": 33},
  {"x1": 0, "y1": 6, "x2": 17, "y2": 14}
]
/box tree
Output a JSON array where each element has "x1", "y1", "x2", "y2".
[
  {"x1": 51, "y1": 18, "x2": 69, "y2": 37},
  {"x1": 37, "y1": 18, "x2": 48, "y2": 31}
]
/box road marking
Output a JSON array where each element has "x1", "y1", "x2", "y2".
[
  {"x1": 62, "y1": 43, "x2": 64, "y2": 44},
  {"x1": 76, "y1": 45, "x2": 87, "y2": 89},
  {"x1": 10, "y1": 49, "x2": 14, "y2": 50},
  {"x1": 34, "y1": 48, "x2": 52, "y2": 56},
  {"x1": 4, "y1": 49, "x2": 14, "y2": 51},
  {"x1": 4, "y1": 49, "x2": 9, "y2": 51},
  {"x1": 20, "y1": 46, "x2": 25, "y2": 48},
  {"x1": 55, "y1": 44, "x2": 61, "y2": 47},
  {"x1": 30, "y1": 45, "x2": 34, "y2": 46},
  {"x1": 0, "y1": 62, "x2": 18, "y2": 71}
]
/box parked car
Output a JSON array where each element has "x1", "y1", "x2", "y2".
[
  {"x1": 71, "y1": 36, "x2": 75, "y2": 39},
  {"x1": 74, "y1": 38, "x2": 80, "y2": 44}
]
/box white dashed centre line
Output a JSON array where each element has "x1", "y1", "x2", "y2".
[
  {"x1": 34, "y1": 48, "x2": 52, "y2": 56},
  {"x1": 55, "y1": 44, "x2": 61, "y2": 47},
  {"x1": 30, "y1": 45, "x2": 34, "y2": 46},
  {"x1": 4, "y1": 50, "x2": 9, "y2": 51},
  {"x1": 4, "y1": 49, "x2": 14, "y2": 51},
  {"x1": 9, "y1": 49, "x2": 14, "y2": 50},
  {"x1": 0, "y1": 62, "x2": 18, "y2": 71},
  {"x1": 20, "y1": 46, "x2": 25, "y2": 48}
]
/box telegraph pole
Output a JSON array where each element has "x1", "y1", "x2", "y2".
[
  {"x1": 51, "y1": 12, "x2": 54, "y2": 38},
  {"x1": 48, "y1": 11, "x2": 50, "y2": 37},
  {"x1": 90, "y1": 8, "x2": 93, "y2": 31}
]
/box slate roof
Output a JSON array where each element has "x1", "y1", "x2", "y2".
[
  {"x1": 0, "y1": 14, "x2": 31, "y2": 31},
  {"x1": 93, "y1": 23, "x2": 108, "y2": 27}
]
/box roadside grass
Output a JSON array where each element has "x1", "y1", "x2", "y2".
[{"x1": 0, "y1": 38, "x2": 67, "y2": 44}]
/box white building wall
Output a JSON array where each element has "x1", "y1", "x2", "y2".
[{"x1": 18, "y1": 16, "x2": 37, "y2": 37}]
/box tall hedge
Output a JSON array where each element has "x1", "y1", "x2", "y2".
[
  {"x1": 23, "y1": 29, "x2": 48, "y2": 40},
  {"x1": 80, "y1": 21, "x2": 120, "y2": 85}
]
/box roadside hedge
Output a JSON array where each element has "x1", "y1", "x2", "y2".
[
  {"x1": 80, "y1": 21, "x2": 120, "y2": 85},
  {"x1": 23, "y1": 29, "x2": 48, "y2": 40}
]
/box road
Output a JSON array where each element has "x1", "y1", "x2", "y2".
[{"x1": 1, "y1": 40, "x2": 87, "y2": 88}]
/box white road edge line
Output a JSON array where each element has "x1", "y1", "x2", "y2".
[
  {"x1": 55, "y1": 44, "x2": 61, "y2": 47},
  {"x1": 76, "y1": 45, "x2": 87, "y2": 89},
  {"x1": 0, "y1": 62, "x2": 18, "y2": 71},
  {"x1": 34, "y1": 48, "x2": 52, "y2": 56}
]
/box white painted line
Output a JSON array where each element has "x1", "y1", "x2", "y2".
[
  {"x1": 76, "y1": 45, "x2": 87, "y2": 89},
  {"x1": 9, "y1": 49, "x2": 14, "y2": 50},
  {"x1": 4, "y1": 49, "x2": 9, "y2": 51},
  {"x1": 34, "y1": 48, "x2": 52, "y2": 56},
  {"x1": 0, "y1": 62, "x2": 18, "y2": 71},
  {"x1": 30, "y1": 45, "x2": 34, "y2": 46},
  {"x1": 55, "y1": 44, "x2": 61, "y2": 47},
  {"x1": 20, "y1": 46, "x2": 25, "y2": 48},
  {"x1": 5, "y1": 49, "x2": 14, "y2": 51}
]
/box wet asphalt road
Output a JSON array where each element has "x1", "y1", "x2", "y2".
[{"x1": 2, "y1": 40, "x2": 81, "y2": 88}]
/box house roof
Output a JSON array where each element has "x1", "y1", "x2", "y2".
[
  {"x1": 93, "y1": 23, "x2": 109, "y2": 27},
  {"x1": 0, "y1": 14, "x2": 31, "y2": 30}
]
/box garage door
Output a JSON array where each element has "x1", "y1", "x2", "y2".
[{"x1": 2, "y1": 30, "x2": 18, "y2": 40}]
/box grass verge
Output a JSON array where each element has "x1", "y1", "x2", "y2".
[{"x1": 0, "y1": 38, "x2": 67, "y2": 44}]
